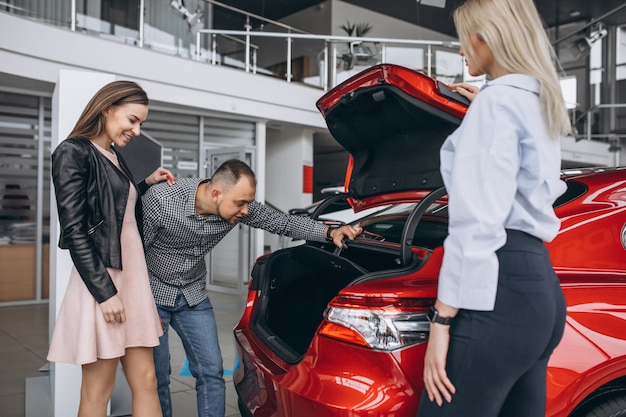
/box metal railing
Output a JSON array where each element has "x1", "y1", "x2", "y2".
[
  {"x1": 194, "y1": 0, "x2": 462, "y2": 90},
  {"x1": 196, "y1": 0, "x2": 462, "y2": 89},
  {"x1": 4, "y1": 0, "x2": 623, "y2": 142},
  {"x1": 193, "y1": 29, "x2": 461, "y2": 90},
  {"x1": 576, "y1": 103, "x2": 626, "y2": 140},
  {"x1": 53, "y1": 0, "x2": 463, "y2": 91},
  {"x1": 575, "y1": 103, "x2": 626, "y2": 140},
  {"x1": 3, "y1": 0, "x2": 463, "y2": 90},
  {"x1": 572, "y1": 103, "x2": 625, "y2": 167}
]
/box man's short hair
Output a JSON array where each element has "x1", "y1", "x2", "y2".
[{"x1": 210, "y1": 159, "x2": 256, "y2": 189}]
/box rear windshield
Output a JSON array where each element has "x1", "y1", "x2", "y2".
[{"x1": 353, "y1": 202, "x2": 448, "y2": 248}]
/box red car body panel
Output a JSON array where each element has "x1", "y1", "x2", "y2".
[{"x1": 234, "y1": 65, "x2": 626, "y2": 417}]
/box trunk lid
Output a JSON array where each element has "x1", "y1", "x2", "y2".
[{"x1": 316, "y1": 64, "x2": 469, "y2": 205}]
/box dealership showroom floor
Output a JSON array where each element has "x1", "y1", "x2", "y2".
[{"x1": 0, "y1": 290, "x2": 247, "y2": 417}]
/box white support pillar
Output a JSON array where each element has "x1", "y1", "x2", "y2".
[
  {"x1": 49, "y1": 70, "x2": 116, "y2": 416},
  {"x1": 266, "y1": 127, "x2": 314, "y2": 211},
  {"x1": 264, "y1": 126, "x2": 314, "y2": 252}
]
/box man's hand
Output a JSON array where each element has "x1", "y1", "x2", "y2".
[{"x1": 328, "y1": 224, "x2": 363, "y2": 248}]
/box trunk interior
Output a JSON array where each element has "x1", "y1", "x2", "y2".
[{"x1": 250, "y1": 243, "x2": 411, "y2": 363}]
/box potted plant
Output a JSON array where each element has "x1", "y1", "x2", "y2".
[{"x1": 339, "y1": 21, "x2": 373, "y2": 70}]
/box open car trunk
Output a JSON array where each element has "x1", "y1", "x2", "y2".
[
  {"x1": 249, "y1": 244, "x2": 412, "y2": 363},
  {"x1": 250, "y1": 65, "x2": 468, "y2": 364}
]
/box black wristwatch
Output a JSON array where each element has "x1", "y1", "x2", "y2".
[
  {"x1": 325, "y1": 226, "x2": 338, "y2": 242},
  {"x1": 427, "y1": 306, "x2": 454, "y2": 325}
]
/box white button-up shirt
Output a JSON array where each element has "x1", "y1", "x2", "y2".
[{"x1": 438, "y1": 74, "x2": 566, "y2": 311}]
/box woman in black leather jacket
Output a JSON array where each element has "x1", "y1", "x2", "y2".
[{"x1": 46, "y1": 81, "x2": 174, "y2": 416}]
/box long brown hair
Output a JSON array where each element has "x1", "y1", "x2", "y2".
[{"x1": 68, "y1": 80, "x2": 149, "y2": 139}]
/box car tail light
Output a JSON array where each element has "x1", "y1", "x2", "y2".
[{"x1": 319, "y1": 296, "x2": 433, "y2": 351}]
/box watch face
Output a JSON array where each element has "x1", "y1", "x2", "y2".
[{"x1": 428, "y1": 306, "x2": 452, "y2": 325}]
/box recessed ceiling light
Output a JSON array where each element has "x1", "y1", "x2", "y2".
[{"x1": 570, "y1": 10, "x2": 581, "y2": 18}]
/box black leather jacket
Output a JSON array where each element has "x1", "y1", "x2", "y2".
[{"x1": 52, "y1": 137, "x2": 149, "y2": 303}]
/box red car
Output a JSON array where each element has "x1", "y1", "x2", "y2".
[{"x1": 233, "y1": 64, "x2": 626, "y2": 417}]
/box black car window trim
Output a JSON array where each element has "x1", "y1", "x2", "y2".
[
  {"x1": 310, "y1": 191, "x2": 352, "y2": 220},
  {"x1": 553, "y1": 180, "x2": 587, "y2": 208},
  {"x1": 400, "y1": 186, "x2": 448, "y2": 267}
]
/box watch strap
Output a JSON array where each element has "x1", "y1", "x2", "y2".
[{"x1": 325, "y1": 226, "x2": 338, "y2": 242}]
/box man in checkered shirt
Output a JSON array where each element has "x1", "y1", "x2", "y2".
[{"x1": 142, "y1": 159, "x2": 361, "y2": 417}]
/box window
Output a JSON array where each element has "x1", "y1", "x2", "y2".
[{"x1": 101, "y1": 0, "x2": 139, "y2": 31}]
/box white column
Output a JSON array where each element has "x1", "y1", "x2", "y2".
[
  {"x1": 264, "y1": 127, "x2": 314, "y2": 252},
  {"x1": 49, "y1": 70, "x2": 115, "y2": 416},
  {"x1": 266, "y1": 127, "x2": 314, "y2": 211}
]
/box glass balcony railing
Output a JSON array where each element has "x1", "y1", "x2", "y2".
[
  {"x1": 3, "y1": 0, "x2": 465, "y2": 91},
  {"x1": 193, "y1": 28, "x2": 465, "y2": 90}
]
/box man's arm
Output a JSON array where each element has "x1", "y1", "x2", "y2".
[
  {"x1": 142, "y1": 189, "x2": 163, "y2": 251},
  {"x1": 242, "y1": 201, "x2": 362, "y2": 247}
]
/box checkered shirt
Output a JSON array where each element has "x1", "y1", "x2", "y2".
[{"x1": 142, "y1": 178, "x2": 327, "y2": 307}]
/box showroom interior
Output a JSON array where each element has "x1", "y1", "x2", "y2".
[{"x1": 0, "y1": 0, "x2": 625, "y2": 416}]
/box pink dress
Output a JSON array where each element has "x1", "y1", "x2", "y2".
[{"x1": 47, "y1": 143, "x2": 163, "y2": 365}]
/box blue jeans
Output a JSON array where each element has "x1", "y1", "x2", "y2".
[{"x1": 154, "y1": 291, "x2": 225, "y2": 417}]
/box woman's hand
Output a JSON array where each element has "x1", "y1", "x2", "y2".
[
  {"x1": 423, "y1": 323, "x2": 456, "y2": 405},
  {"x1": 145, "y1": 167, "x2": 176, "y2": 186},
  {"x1": 449, "y1": 83, "x2": 480, "y2": 102},
  {"x1": 423, "y1": 301, "x2": 458, "y2": 406},
  {"x1": 99, "y1": 294, "x2": 126, "y2": 324}
]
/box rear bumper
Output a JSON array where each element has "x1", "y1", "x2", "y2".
[{"x1": 233, "y1": 326, "x2": 420, "y2": 417}]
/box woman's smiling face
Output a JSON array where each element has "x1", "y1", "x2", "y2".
[{"x1": 103, "y1": 102, "x2": 148, "y2": 148}]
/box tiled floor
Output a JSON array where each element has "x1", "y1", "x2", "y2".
[{"x1": 0, "y1": 291, "x2": 246, "y2": 417}]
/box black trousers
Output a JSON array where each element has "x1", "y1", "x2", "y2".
[{"x1": 417, "y1": 229, "x2": 567, "y2": 417}]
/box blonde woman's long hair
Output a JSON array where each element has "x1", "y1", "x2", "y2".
[{"x1": 453, "y1": 0, "x2": 571, "y2": 139}]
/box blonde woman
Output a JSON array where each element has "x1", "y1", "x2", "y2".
[{"x1": 418, "y1": 0, "x2": 571, "y2": 416}]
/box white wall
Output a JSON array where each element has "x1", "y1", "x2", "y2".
[
  {"x1": 560, "y1": 136, "x2": 616, "y2": 167},
  {"x1": 264, "y1": 127, "x2": 314, "y2": 252},
  {"x1": 266, "y1": 127, "x2": 314, "y2": 211}
]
